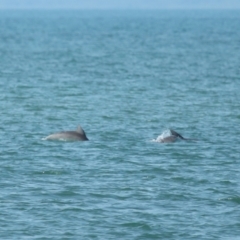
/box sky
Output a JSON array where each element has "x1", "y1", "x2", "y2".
[{"x1": 0, "y1": 0, "x2": 240, "y2": 9}]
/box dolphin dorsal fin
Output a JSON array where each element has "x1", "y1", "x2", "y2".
[
  {"x1": 76, "y1": 125, "x2": 84, "y2": 134},
  {"x1": 76, "y1": 125, "x2": 89, "y2": 140},
  {"x1": 170, "y1": 129, "x2": 185, "y2": 139}
]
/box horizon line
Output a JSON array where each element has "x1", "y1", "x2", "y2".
[{"x1": 0, "y1": 7, "x2": 240, "y2": 10}]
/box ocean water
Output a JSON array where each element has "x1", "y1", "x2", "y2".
[{"x1": 0, "y1": 10, "x2": 240, "y2": 239}]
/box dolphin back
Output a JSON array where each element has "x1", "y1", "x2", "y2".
[
  {"x1": 170, "y1": 129, "x2": 198, "y2": 142},
  {"x1": 44, "y1": 125, "x2": 89, "y2": 141},
  {"x1": 154, "y1": 128, "x2": 198, "y2": 144}
]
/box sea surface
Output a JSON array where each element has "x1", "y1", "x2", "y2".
[{"x1": 0, "y1": 10, "x2": 240, "y2": 239}]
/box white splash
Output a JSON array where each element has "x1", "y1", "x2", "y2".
[{"x1": 152, "y1": 129, "x2": 172, "y2": 142}]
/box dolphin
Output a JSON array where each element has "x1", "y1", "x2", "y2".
[
  {"x1": 44, "y1": 125, "x2": 88, "y2": 141},
  {"x1": 154, "y1": 129, "x2": 197, "y2": 143}
]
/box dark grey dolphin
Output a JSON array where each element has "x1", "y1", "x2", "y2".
[
  {"x1": 154, "y1": 129, "x2": 197, "y2": 143},
  {"x1": 44, "y1": 125, "x2": 88, "y2": 141}
]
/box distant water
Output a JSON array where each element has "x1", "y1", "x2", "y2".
[{"x1": 1, "y1": 10, "x2": 240, "y2": 239}]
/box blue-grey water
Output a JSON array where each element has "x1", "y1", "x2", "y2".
[{"x1": 0, "y1": 10, "x2": 240, "y2": 239}]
